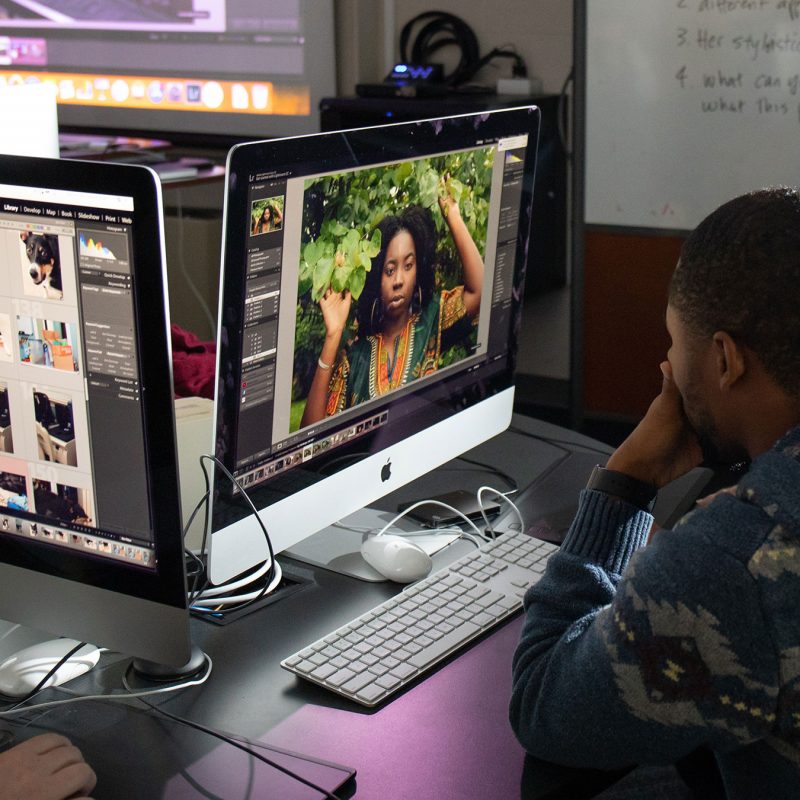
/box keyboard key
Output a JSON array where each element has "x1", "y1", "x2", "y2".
[
  {"x1": 309, "y1": 663, "x2": 338, "y2": 682},
  {"x1": 327, "y1": 668, "x2": 356, "y2": 687},
  {"x1": 342, "y1": 672, "x2": 375, "y2": 694},
  {"x1": 408, "y1": 621, "x2": 481, "y2": 670},
  {"x1": 376, "y1": 674, "x2": 402, "y2": 690},
  {"x1": 356, "y1": 684, "x2": 387, "y2": 705},
  {"x1": 391, "y1": 663, "x2": 417, "y2": 681}
]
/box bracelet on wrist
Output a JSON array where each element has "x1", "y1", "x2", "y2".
[
  {"x1": 586, "y1": 466, "x2": 658, "y2": 511},
  {"x1": 318, "y1": 357, "x2": 332, "y2": 371}
]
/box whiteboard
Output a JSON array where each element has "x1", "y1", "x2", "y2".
[{"x1": 584, "y1": 0, "x2": 800, "y2": 230}]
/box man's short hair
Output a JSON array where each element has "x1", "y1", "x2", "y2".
[{"x1": 669, "y1": 186, "x2": 800, "y2": 396}]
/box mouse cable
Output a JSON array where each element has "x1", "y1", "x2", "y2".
[
  {"x1": 337, "y1": 519, "x2": 483, "y2": 551},
  {"x1": 0, "y1": 652, "x2": 213, "y2": 719},
  {"x1": 476, "y1": 485, "x2": 524, "y2": 539},
  {"x1": 376, "y1": 500, "x2": 484, "y2": 538},
  {"x1": 0, "y1": 640, "x2": 88, "y2": 710},
  {"x1": 123, "y1": 669, "x2": 344, "y2": 800}
]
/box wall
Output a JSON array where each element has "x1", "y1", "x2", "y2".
[
  {"x1": 335, "y1": 0, "x2": 573, "y2": 96},
  {"x1": 173, "y1": 3, "x2": 577, "y2": 377}
]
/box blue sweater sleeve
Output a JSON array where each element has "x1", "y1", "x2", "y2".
[{"x1": 509, "y1": 489, "x2": 779, "y2": 769}]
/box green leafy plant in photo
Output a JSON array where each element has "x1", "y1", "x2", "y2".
[{"x1": 291, "y1": 146, "x2": 495, "y2": 415}]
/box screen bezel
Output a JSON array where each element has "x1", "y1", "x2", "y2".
[
  {"x1": 0, "y1": 155, "x2": 187, "y2": 609},
  {"x1": 213, "y1": 107, "x2": 541, "y2": 556}
]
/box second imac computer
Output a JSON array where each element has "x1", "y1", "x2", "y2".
[{"x1": 210, "y1": 106, "x2": 540, "y2": 585}]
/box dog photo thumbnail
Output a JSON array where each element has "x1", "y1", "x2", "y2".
[{"x1": 19, "y1": 230, "x2": 64, "y2": 300}]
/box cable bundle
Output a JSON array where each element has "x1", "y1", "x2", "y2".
[{"x1": 399, "y1": 11, "x2": 527, "y2": 88}]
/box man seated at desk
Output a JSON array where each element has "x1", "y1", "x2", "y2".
[{"x1": 510, "y1": 187, "x2": 800, "y2": 799}]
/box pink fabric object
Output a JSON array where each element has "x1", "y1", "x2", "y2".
[{"x1": 171, "y1": 324, "x2": 216, "y2": 399}]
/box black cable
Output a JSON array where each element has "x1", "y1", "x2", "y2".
[
  {"x1": 184, "y1": 547, "x2": 205, "y2": 584},
  {"x1": 452, "y1": 456, "x2": 518, "y2": 490},
  {"x1": 470, "y1": 46, "x2": 528, "y2": 80},
  {"x1": 399, "y1": 12, "x2": 528, "y2": 89},
  {"x1": 507, "y1": 425, "x2": 613, "y2": 457},
  {"x1": 400, "y1": 11, "x2": 481, "y2": 87},
  {"x1": 183, "y1": 486, "x2": 212, "y2": 603},
  {"x1": 126, "y1": 666, "x2": 344, "y2": 800},
  {"x1": 0, "y1": 641, "x2": 87, "y2": 708},
  {"x1": 558, "y1": 68, "x2": 574, "y2": 159},
  {"x1": 188, "y1": 455, "x2": 278, "y2": 617},
  {"x1": 184, "y1": 452, "x2": 216, "y2": 603}
]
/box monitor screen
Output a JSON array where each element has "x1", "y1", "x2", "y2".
[
  {"x1": 211, "y1": 107, "x2": 540, "y2": 584},
  {"x1": 0, "y1": 1, "x2": 337, "y2": 144},
  {"x1": 0, "y1": 154, "x2": 192, "y2": 668}
]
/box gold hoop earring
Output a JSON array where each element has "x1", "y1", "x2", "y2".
[{"x1": 371, "y1": 298, "x2": 380, "y2": 331}]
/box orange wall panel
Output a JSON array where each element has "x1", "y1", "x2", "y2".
[{"x1": 583, "y1": 231, "x2": 684, "y2": 418}]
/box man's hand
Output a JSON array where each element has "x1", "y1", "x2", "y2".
[
  {"x1": 0, "y1": 733, "x2": 96, "y2": 800},
  {"x1": 606, "y1": 361, "x2": 704, "y2": 488}
]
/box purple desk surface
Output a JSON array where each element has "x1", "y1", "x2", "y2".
[
  {"x1": 262, "y1": 615, "x2": 537, "y2": 799},
  {"x1": 158, "y1": 617, "x2": 531, "y2": 799}
]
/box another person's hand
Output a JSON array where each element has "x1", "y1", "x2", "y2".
[
  {"x1": 319, "y1": 287, "x2": 352, "y2": 339},
  {"x1": 0, "y1": 733, "x2": 96, "y2": 800},
  {"x1": 606, "y1": 360, "x2": 704, "y2": 488}
]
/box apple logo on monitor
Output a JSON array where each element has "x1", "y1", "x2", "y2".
[{"x1": 381, "y1": 459, "x2": 392, "y2": 482}]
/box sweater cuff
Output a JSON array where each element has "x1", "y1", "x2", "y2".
[{"x1": 559, "y1": 489, "x2": 653, "y2": 575}]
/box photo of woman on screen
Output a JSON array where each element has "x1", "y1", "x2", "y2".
[
  {"x1": 250, "y1": 198, "x2": 284, "y2": 235},
  {"x1": 299, "y1": 189, "x2": 484, "y2": 427}
]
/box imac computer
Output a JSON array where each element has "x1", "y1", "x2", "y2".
[
  {"x1": 0, "y1": 154, "x2": 194, "y2": 670},
  {"x1": 0, "y1": 1, "x2": 337, "y2": 143},
  {"x1": 210, "y1": 106, "x2": 540, "y2": 585}
]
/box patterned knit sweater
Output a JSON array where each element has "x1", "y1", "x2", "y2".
[{"x1": 510, "y1": 425, "x2": 800, "y2": 800}]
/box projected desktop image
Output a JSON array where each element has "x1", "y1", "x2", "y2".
[
  {"x1": 210, "y1": 107, "x2": 540, "y2": 586},
  {"x1": 0, "y1": 0, "x2": 337, "y2": 142}
]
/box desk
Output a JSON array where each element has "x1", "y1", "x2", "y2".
[{"x1": 0, "y1": 416, "x2": 624, "y2": 799}]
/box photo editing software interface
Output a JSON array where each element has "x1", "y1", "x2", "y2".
[
  {"x1": 0, "y1": 179, "x2": 156, "y2": 568},
  {"x1": 0, "y1": 1, "x2": 334, "y2": 134},
  {"x1": 226, "y1": 131, "x2": 531, "y2": 496}
]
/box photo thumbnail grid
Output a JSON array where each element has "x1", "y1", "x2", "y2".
[{"x1": 0, "y1": 221, "x2": 96, "y2": 527}]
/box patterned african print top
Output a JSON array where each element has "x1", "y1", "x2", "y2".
[
  {"x1": 510, "y1": 425, "x2": 800, "y2": 800},
  {"x1": 325, "y1": 285, "x2": 474, "y2": 417}
]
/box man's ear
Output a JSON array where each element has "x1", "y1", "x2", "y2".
[{"x1": 712, "y1": 331, "x2": 746, "y2": 390}]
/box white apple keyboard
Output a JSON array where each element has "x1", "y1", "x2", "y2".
[{"x1": 281, "y1": 530, "x2": 557, "y2": 707}]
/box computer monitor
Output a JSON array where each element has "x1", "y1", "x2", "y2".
[
  {"x1": 0, "y1": 154, "x2": 194, "y2": 670},
  {"x1": 210, "y1": 106, "x2": 540, "y2": 585},
  {"x1": 0, "y1": 1, "x2": 337, "y2": 144}
]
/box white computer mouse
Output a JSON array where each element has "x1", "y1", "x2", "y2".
[
  {"x1": 360, "y1": 534, "x2": 432, "y2": 583},
  {"x1": 0, "y1": 638, "x2": 100, "y2": 698}
]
